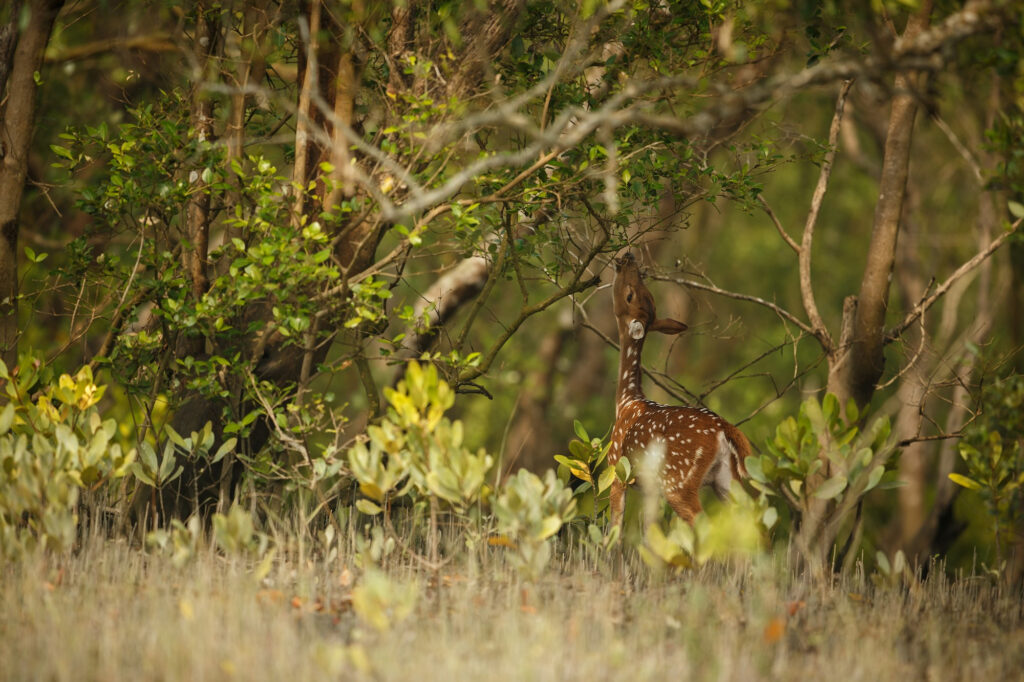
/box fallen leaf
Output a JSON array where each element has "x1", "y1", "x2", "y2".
[
  {"x1": 763, "y1": 617, "x2": 785, "y2": 644},
  {"x1": 488, "y1": 535, "x2": 517, "y2": 549},
  {"x1": 256, "y1": 589, "x2": 285, "y2": 605}
]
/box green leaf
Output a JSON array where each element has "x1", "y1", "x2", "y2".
[
  {"x1": 597, "y1": 464, "x2": 616, "y2": 493},
  {"x1": 165, "y1": 424, "x2": 187, "y2": 450},
  {"x1": 554, "y1": 454, "x2": 591, "y2": 483},
  {"x1": 535, "y1": 514, "x2": 562, "y2": 541},
  {"x1": 813, "y1": 474, "x2": 847, "y2": 500},
  {"x1": 212, "y1": 438, "x2": 237, "y2": 464},
  {"x1": 822, "y1": 393, "x2": 839, "y2": 424},
  {"x1": 744, "y1": 455, "x2": 766, "y2": 483},
  {"x1": 568, "y1": 439, "x2": 589, "y2": 460},
  {"x1": 130, "y1": 462, "x2": 155, "y2": 486},
  {"x1": 803, "y1": 396, "x2": 825, "y2": 435},
  {"x1": 948, "y1": 472, "x2": 983, "y2": 491},
  {"x1": 356, "y1": 499, "x2": 383, "y2": 515},
  {"x1": 1008, "y1": 200, "x2": 1024, "y2": 219},
  {"x1": 573, "y1": 419, "x2": 589, "y2": 443},
  {"x1": 0, "y1": 402, "x2": 14, "y2": 436},
  {"x1": 864, "y1": 464, "x2": 885, "y2": 492},
  {"x1": 845, "y1": 398, "x2": 860, "y2": 424},
  {"x1": 615, "y1": 457, "x2": 632, "y2": 483}
]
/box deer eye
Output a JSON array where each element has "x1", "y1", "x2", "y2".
[{"x1": 626, "y1": 291, "x2": 634, "y2": 303}]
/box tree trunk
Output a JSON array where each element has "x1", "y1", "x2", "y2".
[
  {"x1": 893, "y1": 187, "x2": 931, "y2": 547},
  {"x1": 826, "y1": 3, "x2": 933, "y2": 409},
  {"x1": 0, "y1": 0, "x2": 64, "y2": 369},
  {"x1": 504, "y1": 318, "x2": 572, "y2": 474}
]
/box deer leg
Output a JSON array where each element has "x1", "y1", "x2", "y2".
[
  {"x1": 665, "y1": 481, "x2": 702, "y2": 524},
  {"x1": 610, "y1": 478, "x2": 626, "y2": 525}
]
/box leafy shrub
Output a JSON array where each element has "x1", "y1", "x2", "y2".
[
  {"x1": 0, "y1": 360, "x2": 135, "y2": 559},
  {"x1": 491, "y1": 468, "x2": 577, "y2": 580},
  {"x1": 950, "y1": 374, "x2": 1024, "y2": 565},
  {"x1": 639, "y1": 481, "x2": 773, "y2": 572},
  {"x1": 554, "y1": 419, "x2": 620, "y2": 518},
  {"x1": 745, "y1": 394, "x2": 899, "y2": 569},
  {"x1": 348, "y1": 361, "x2": 493, "y2": 515},
  {"x1": 145, "y1": 516, "x2": 202, "y2": 567}
]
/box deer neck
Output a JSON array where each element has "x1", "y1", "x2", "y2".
[{"x1": 616, "y1": 331, "x2": 646, "y2": 413}]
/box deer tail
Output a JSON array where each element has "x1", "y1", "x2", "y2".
[{"x1": 723, "y1": 423, "x2": 751, "y2": 479}]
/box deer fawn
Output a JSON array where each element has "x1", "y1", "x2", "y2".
[{"x1": 608, "y1": 252, "x2": 749, "y2": 524}]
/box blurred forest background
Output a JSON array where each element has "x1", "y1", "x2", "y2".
[{"x1": 2, "y1": 0, "x2": 1024, "y2": 581}]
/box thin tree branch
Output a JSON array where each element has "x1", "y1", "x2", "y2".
[
  {"x1": 44, "y1": 34, "x2": 177, "y2": 62},
  {"x1": 886, "y1": 217, "x2": 1021, "y2": 342},
  {"x1": 757, "y1": 194, "x2": 800, "y2": 253},
  {"x1": 650, "y1": 274, "x2": 816, "y2": 337},
  {"x1": 800, "y1": 79, "x2": 852, "y2": 352}
]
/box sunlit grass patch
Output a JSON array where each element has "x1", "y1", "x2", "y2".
[{"x1": 3, "y1": 534, "x2": 1022, "y2": 682}]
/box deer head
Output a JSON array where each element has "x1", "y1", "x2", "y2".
[{"x1": 612, "y1": 252, "x2": 688, "y2": 341}]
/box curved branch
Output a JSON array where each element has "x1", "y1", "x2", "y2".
[{"x1": 799, "y1": 79, "x2": 852, "y2": 353}]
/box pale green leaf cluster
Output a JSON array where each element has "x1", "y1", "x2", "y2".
[
  {"x1": 212, "y1": 503, "x2": 269, "y2": 556},
  {"x1": 348, "y1": 361, "x2": 492, "y2": 513},
  {"x1": 950, "y1": 374, "x2": 1024, "y2": 555},
  {"x1": 145, "y1": 516, "x2": 202, "y2": 567},
  {"x1": 745, "y1": 394, "x2": 897, "y2": 513},
  {"x1": 639, "y1": 481, "x2": 771, "y2": 572},
  {"x1": 0, "y1": 360, "x2": 135, "y2": 559},
  {"x1": 491, "y1": 469, "x2": 577, "y2": 580},
  {"x1": 553, "y1": 419, "x2": 615, "y2": 518},
  {"x1": 132, "y1": 421, "x2": 235, "y2": 490}
]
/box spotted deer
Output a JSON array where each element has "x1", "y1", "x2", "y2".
[{"x1": 609, "y1": 252, "x2": 750, "y2": 524}]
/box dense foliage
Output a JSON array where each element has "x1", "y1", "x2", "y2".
[{"x1": 1, "y1": 0, "x2": 1023, "y2": 588}]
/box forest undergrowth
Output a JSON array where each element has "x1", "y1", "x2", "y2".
[{"x1": 2, "y1": 517, "x2": 1022, "y2": 682}]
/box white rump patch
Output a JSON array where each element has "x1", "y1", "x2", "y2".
[
  {"x1": 704, "y1": 430, "x2": 735, "y2": 500},
  {"x1": 640, "y1": 439, "x2": 666, "y2": 504}
]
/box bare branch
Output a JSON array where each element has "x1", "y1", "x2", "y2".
[
  {"x1": 799, "y1": 79, "x2": 852, "y2": 352},
  {"x1": 886, "y1": 217, "x2": 1022, "y2": 342},
  {"x1": 932, "y1": 114, "x2": 983, "y2": 185},
  {"x1": 757, "y1": 195, "x2": 800, "y2": 254},
  {"x1": 649, "y1": 274, "x2": 816, "y2": 337}
]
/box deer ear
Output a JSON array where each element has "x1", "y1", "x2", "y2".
[{"x1": 649, "y1": 318, "x2": 687, "y2": 335}]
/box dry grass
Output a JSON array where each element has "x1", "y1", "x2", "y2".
[{"x1": 2, "y1": 531, "x2": 1023, "y2": 682}]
